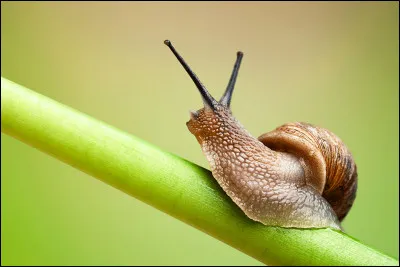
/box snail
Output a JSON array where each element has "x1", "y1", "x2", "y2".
[{"x1": 164, "y1": 40, "x2": 357, "y2": 230}]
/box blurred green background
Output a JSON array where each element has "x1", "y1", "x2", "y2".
[{"x1": 1, "y1": 2, "x2": 398, "y2": 265}]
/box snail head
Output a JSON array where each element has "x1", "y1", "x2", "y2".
[{"x1": 164, "y1": 40, "x2": 243, "y2": 143}]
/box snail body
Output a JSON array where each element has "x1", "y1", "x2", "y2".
[{"x1": 164, "y1": 40, "x2": 357, "y2": 230}]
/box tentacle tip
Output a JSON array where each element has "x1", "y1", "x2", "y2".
[
  {"x1": 237, "y1": 51, "x2": 244, "y2": 57},
  {"x1": 164, "y1": 40, "x2": 171, "y2": 46}
]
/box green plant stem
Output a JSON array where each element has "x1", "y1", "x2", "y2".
[{"x1": 1, "y1": 77, "x2": 398, "y2": 266}]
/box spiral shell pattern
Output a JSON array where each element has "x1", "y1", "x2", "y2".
[{"x1": 258, "y1": 122, "x2": 358, "y2": 221}]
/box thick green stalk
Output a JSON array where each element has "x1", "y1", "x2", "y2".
[{"x1": 1, "y1": 77, "x2": 398, "y2": 266}]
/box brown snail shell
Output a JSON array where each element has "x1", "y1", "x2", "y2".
[{"x1": 258, "y1": 122, "x2": 358, "y2": 221}]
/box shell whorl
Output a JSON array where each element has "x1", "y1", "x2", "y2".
[{"x1": 258, "y1": 122, "x2": 358, "y2": 221}]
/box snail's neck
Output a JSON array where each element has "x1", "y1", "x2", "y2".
[
  {"x1": 199, "y1": 117, "x2": 278, "y2": 187},
  {"x1": 199, "y1": 117, "x2": 306, "y2": 204},
  {"x1": 201, "y1": 118, "x2": 268, "y2": 157}
]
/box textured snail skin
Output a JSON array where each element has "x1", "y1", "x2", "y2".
[{"x1": 187, "y1": 106, "x2": 348, "y2": 230}]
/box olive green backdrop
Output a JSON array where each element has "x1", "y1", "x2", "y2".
[{"x1": 1, "y1": 2, "x2": 398, "y2": 265}]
